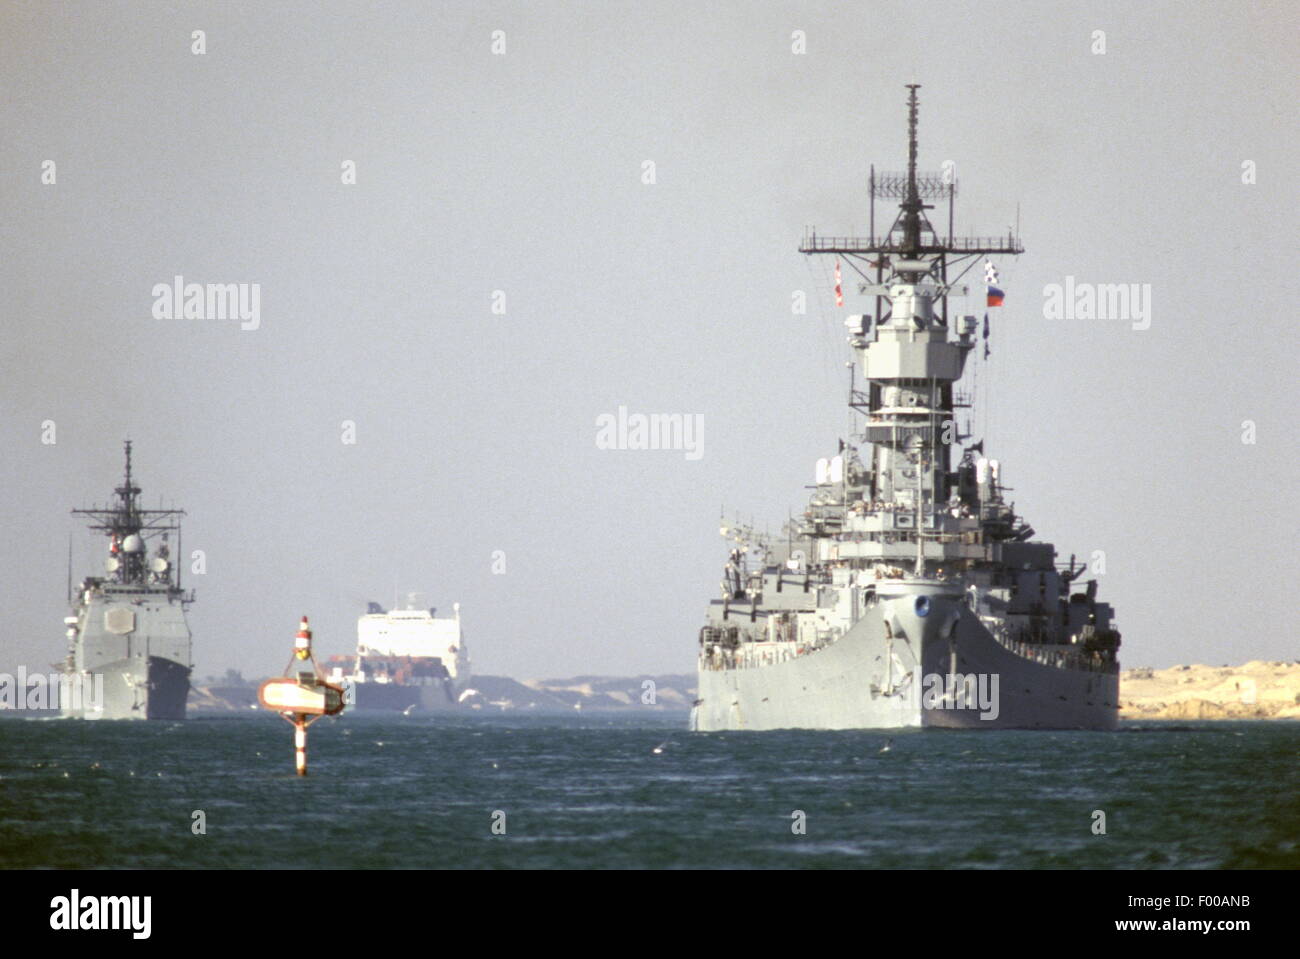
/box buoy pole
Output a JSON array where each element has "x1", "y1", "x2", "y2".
[
  {"x1": 293, "y1": 616, "x2": 311, "y2": 776},
  {"x1": 294, "y1": 717, "x2": 308, "y2": 776}
]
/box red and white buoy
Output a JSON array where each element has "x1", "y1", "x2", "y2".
[{"x1": 258, "y1": 616, "x2": 346, "y2": 776}]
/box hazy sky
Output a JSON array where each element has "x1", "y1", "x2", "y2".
[{"x1": 2, "y1": 1, "x2": 1295, "y2": 680}]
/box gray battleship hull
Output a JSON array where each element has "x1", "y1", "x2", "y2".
[{"x1": 694, "y1": 587, "x2": 1118, "y2": 731}]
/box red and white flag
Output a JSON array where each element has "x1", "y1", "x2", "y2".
[{"x1": 834, "y1": 261, "x2": 843, "y2": 307}]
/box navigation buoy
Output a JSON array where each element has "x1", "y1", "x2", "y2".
[{"x1": 257, "y1": 616, "x2": 346, "y2": 776}]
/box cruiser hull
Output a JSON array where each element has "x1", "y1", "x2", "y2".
[{"x1": 62, "y1": 655, "x2": 191, "y2": 721}]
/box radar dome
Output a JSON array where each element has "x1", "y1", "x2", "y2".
[{"x1": 122, "y1": 534, "x2": 144, "y2": 553}]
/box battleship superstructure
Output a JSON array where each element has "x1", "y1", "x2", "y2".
[
  {"x1": 61, "y1": 442, "x2": 194, "y2": 720},
  {"x1": 324, "y1": 596, "x2": 470, "y2": 712},
  {"x1": 693, "y1": 87, "x2": 1120, "y2": 731}
]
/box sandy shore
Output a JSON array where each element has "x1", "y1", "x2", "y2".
[{"x1": 1120, "y1": 660, "x2": 1300, "y2": 719}]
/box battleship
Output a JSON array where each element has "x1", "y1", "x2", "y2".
[
  {"x1": 692, "y1": 86, "x2": 1121, "y2": 731},
  {"x1": 61, "y1": 442, "x2": 194, "y2": 720},
  {"x1": 323, "y1": 596, "x2": 471, "y2": 712}
]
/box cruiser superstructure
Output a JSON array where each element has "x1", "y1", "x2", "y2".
[
  {"x1": 61, "y1": 442, "x2": 193, "y2": 720},
  {"x1": 693, "y1": 87, "x2": 1121, "y2": 731}
]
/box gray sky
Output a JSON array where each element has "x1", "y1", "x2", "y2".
[{"x1": 2, "y1": 0, "x2": 1296, "y2": 680}]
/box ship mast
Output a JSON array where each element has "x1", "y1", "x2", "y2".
[
  {"x1": 900, "y1": 84, "x2": 924, "y2": 262},
  {"x1": 800, "y1": 86, "x2": 1026, "y2": 576},
  {"x1": 801, "y1": 85, "x2": 1023, "y2": 323},
  {"x1": 72, "y1": 441, "x2": 186, "y2": 588}
]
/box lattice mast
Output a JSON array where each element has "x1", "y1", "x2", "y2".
[
  {"x1": 71, "y1": 441, "x2": 186, "y2": 588},
  {"x1": 798, "y1": 86, "x2": 1025, "y2": 572}
]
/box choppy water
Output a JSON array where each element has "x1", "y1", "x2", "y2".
[{"x1": 1, "y1": 714, "x2": 1296, "y2": 869}]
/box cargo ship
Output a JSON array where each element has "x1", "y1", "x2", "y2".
[{"x1": 324, "y1": 597, "x2": 470, "y2": 712}]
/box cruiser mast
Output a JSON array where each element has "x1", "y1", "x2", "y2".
[{"x1": 72, "y1": 441, "x2": 185, "y2": 588}]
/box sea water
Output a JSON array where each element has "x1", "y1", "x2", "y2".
[{"x1": 1, "y1": 714, "x2": 1295, "y2": 869}]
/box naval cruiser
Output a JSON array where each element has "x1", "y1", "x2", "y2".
[
  {"x1": 693, "y1": 86, "x2": 1121, "y2": 731},
  {"x1": 61, "y1": 442, "x2": 194, "y2": 720}
]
